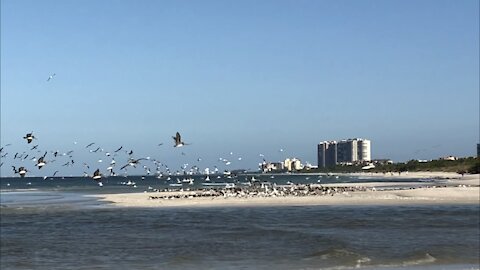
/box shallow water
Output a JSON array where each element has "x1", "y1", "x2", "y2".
[
  {"x1": 1, "y1": 201, "x2": 479, "y2": 269},
  {"x1": 1, "y1": 175, "x2": 478, "y2": 269}
]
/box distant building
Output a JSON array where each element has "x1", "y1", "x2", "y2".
[
  {"x1": 318, "y1": 138, "x2": 371, "y2": 168},
  {"x1": 372, "y1": 159, "x2": 393, "y2": 165},
  {"x1": 317, "y1": 142, "x2": 337, "y2": 168},
  {"x1": 440, "y1": 156, "x2": 458, "y2": 161},
  {"x1": 284, "y1": 158, "x2": 303, "y2": 171},
  {"x1": 260, "y1": 162, "x2": 284, "y2": 173},
  {"x1": 303, "y1": 162, "x2": 318, "y2": 170}
]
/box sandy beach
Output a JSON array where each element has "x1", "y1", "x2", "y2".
[{"x1": 92, "y1": 172, "x2": 480, "y2": 208}]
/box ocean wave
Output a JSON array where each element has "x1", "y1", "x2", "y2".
[
  {"x1": 401, "y1": 252, "x2": 437, "y2": 266},
  {"x1": 370, "y1": 253, "x2": 437, "y2": 269},
  {"x1": 304, "y1": 247, "x2": 371, "y2": 268},
  {"x1": 303, "y1": 250, "x2": 439, "y2": 269}
]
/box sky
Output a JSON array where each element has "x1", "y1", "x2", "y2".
[{"x1": 1, "y1": 0, "x2": 479, "y2": 176}]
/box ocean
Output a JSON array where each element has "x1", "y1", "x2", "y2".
[{"x1": 1, "y1": 175, "x2": 479, "y2": 270}]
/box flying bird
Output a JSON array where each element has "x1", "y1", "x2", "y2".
[
  {"x1": 47, "y1": 73, "x2": 56, "y2": 81},
  {"x1": 172, "y1": 132, "x2": 189, "y2": 147},
  {"x1": 12, "y1": 166, "x2": 27, "y2": 178},
  {"x1": 114, "y1": 146, "x2": 123, "y2": 153},
  {"x1": 36, "y1": 152, "x2": 47, "y2": 169},
  {"x1": 90, "y1": 147, "x2": 101, "y2": 153},
  {"x1": 92, "y1": 169, "x2": 104, "y2": 186},
  {"x1": 92, "y1": 169, "x2": 102, "y2": 180},
  {"x1": 120, "y1": 158, "x2": 147, "y2": 170},
  {"x1": 23, "y1": 132, "x2": 35, "y2": 143}
]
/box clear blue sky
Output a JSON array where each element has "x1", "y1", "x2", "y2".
[{"x1": 1, "y1": 0, "x2": 479, "y2": 176}]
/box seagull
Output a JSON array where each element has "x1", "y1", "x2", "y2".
[
  {"x1": 12, "y1": 166, "x2": 27, "y2": 178},
  {"x1": 0, "y1": 144, "x2": 12, "y2": 155},
  {"x1": 91, "y1": 169, "x2": 104, "y2": 186},
  {"x1": 90, "y1": 147, "x2": 101, "y2": 153},
  {"x1": 172, "y1": 132, "x2": 189, "y2": 147},
  {"x1": 120, "y1": 158, "x2": 147, "y2": 170},
  {"x1": 36, "y1": 152, "x2": 47, "y2": 169},
  {"x1": 85, "y1": 142, "x2": 95, "y2": 148},
  {"x1": 92, "y1": 169, "x2": 102, "y2": 180},
  {"x1": 23, "y1": 132, "x2": 35, "y2": 143},
  {"x1": 114, "y1": 146, "x2": 123, "y2": 153},
  {"x1": 47, "y1": 73, "x2": 56, "y2": 82},
  {"x1": 18, "y1": 167, "x2": 27, "y2": 178}
]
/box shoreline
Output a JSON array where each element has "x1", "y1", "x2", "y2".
[{"x1": 92, "y1": 173, "x2": 480, "y2": 208}]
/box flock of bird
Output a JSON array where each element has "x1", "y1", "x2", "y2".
[
  {"x1": 2, "y1": 132, "x2": 192, "y2": 181},
  {"x1": 0, "y1": 74, "x2": 295, "y2": 186},
  {"x1": 0, "y1": 131, "x2": 284, "y2": 186}
]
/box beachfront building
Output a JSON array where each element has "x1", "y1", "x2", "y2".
[
  {"x1": 317, "y1": 142, "x2": 337, "y2": 168},
  {"x1": 284, "y1": 158, "x2": 303, "y2": 172},
  {"x1": 260, "y1": 162, "x2": 284, "y2": 173},
  {"x1": 260, "y1": 158, "x2": 303, "y2": 173},
  {"x1": 439, "y1": 156, "x2": 458, "y2": 161},
  {"x1": 318, "y1": 138, "x2": 371, "y2": 168}
]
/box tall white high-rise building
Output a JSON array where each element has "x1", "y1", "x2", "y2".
[{"x1": 318, "y1": 138, "x2": 371, "y2": 168}]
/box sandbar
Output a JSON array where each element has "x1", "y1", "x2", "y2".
[{"x1": 92, "y1": 172, "x2": 480, "y2": 208}]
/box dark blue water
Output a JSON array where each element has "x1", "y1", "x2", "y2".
[
  {"x1": 1, "y1": 204, "x2": 479, "y2": 270},
  {"x1": 1, "y1": 175, "x2": 478, "y2": 270}
]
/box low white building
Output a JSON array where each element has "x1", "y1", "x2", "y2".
[{"x1": 284, "y1": 158, "x2": 303, "y2": 171}]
